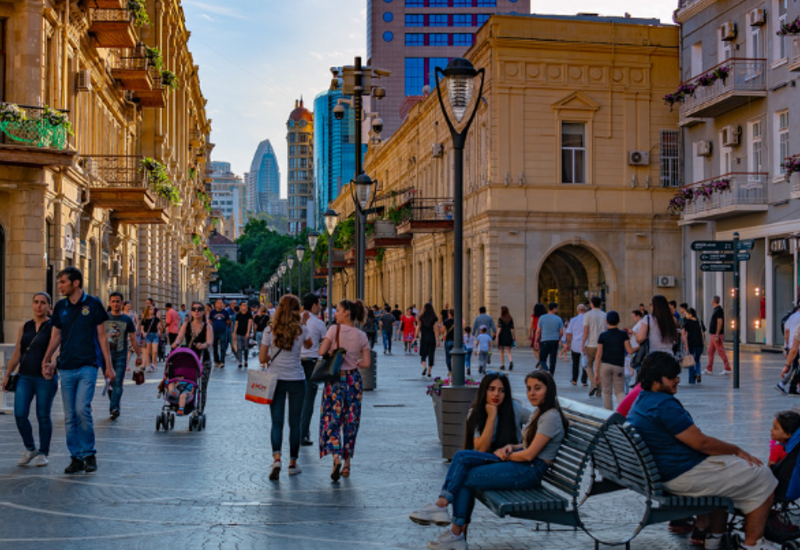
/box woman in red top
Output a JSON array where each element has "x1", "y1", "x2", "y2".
[
  {"x1": 401, "y1": 308, "x2": 417, "y2": 355},
  {"x1": 528, "y1": 304, "x2": 547, "y2": 364}
]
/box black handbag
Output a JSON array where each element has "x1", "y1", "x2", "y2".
[
  {"x1": 630, "y1": 317, "x2": 650, "y2": 370},
  {"x1": 310, "y1": 325, "x2": 346, "y2": 384}
]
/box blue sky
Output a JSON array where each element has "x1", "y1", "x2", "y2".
[{"x1": 181, "y1": 0, "x2": 676, "y2": 197}]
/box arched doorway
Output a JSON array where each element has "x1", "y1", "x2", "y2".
[{"x1": 538, "y1": 244, "x2": 607, "y2": 317}]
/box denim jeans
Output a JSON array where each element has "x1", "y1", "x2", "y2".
[
  {"x1": 539, "y1": 340, "x2": 559, "y2": 374},
  {"x1": 440, "y1": 450, "x2": 549, "y2": 526},
  {"x1": 382, "y1": 330, "x2": 392, "y2": 353},
  {"x1": 213, "y1": 331, "x2": 228, "y2": 364},
  {"x1": 60, "y1": 366, "x2": 98, "y2": 460},
  {"x1": 688, "y1": 346, "x2": 703, "y2": 384},
  {"x1": 478, "y1": 350, "x2": 489, "y2": 372},
  {"x1": 14, "y1": 374, "x2": 59, "y2": 455},
  {"x1": 109, "y1": 353, "x2": 127, "y2": 412},
  {"x1": 300, "y1": 359, "x2": 319, "y2": 440},
  {"x1": 464, "y1": 348, "x2": 472, "y2": 370},
  {"x1": 444, "y1": 340, "x2": 454, "y2": 371},
  {"x1": 270, "y1": 379, "x2": 306, "y2": 460},
  {"x1": 235, "y1": 334, "x2": 249, "y2": 364}
]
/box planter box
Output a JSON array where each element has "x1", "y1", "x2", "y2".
[
  {"x1": 440, "y1": 385, "x2": 479, "y2": 460},
  {"x1": 431, "y1": 393, "x2": 444, "y2": 443},
  {"x1": 373, "y1": 219, "x2": 397, "y2": 238}
]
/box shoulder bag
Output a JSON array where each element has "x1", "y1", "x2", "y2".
[
  {"x1": 4, "y1": 320, "x2": 51, "y2": 392},
  {"x1": 630, "y1": 316, "x2": 650, "y2": 371},
  {"x1": 310, "y1": 325, "x2": 346, "y2": 384}
]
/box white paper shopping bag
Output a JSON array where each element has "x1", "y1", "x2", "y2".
[{"x1": 245, "y1": 368, "x2": 278, "y2": 405}]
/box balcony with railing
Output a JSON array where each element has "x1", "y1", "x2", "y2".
[
  {"x1": 396, "y1": 197, "x2": 454, "y2": 235},
  {"x1": 84, "y1": 155, "x2": 170, "y2": 224},
  {"x1": 789, "y1": 37, "x2": 800, "y2": 72},
  {"x1": 135, "y1": 71, "x2": 166, "y2": 108},
  {"x1": 0, "y1": 105, "x2": 76, "y2": 167},
  {"x1": 111, "y1": 47, "x2": 153, "y2": 91},
  {"x1": 680, "y1": 59, "x2": 767, "y2": 119},
  {"x1": 88, "y1": 9, "x2": 137, "y2": 48},
  {"x1": 680, "y1": 172, "x2": 769, "y2": 223}
]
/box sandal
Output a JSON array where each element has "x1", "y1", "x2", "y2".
[
  {"x1": 331, "y1": 461, "x2": 342, "y2": 482},
  {"x1": 341, "y1": 466, "x2": 351, "y2": 478}
]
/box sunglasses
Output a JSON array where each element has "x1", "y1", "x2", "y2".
[
  {"x1": 191, "y1": 307, "x2": 204, "y2": 312},
  {"x1": 485, "y1": 371, "x2": 507, "y2": 378}
]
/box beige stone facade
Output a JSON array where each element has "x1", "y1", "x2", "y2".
[
  {"x1": 0, "y1": 0, "x2": 212, "y2": 343},
  {"x1": 330, "y1": 14, "x2": 683, "y2": 339}
]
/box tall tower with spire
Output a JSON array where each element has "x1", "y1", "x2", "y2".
[{"x1": 286, "y1": 97, "x2": 314, "y2": 235}]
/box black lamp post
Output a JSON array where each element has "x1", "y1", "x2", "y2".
[
  {"x1": 308, "y1": 231, "x2": 319, "y2": 295},
  {"x1": 286, "y1": 255, "x2": 295, "y2": 295},
  {"x1": 434, "y1": 57, "x2": 485, "y2": 388},
  {"x1": 324, "y1": 208, "x2": 339, "y2": 326},
  {"x1": 279, "y1": 262, "x2": 287, "y2": 297},
  {"x1": 296, "y1": 245, "x2": 305, "y2": 297},
  {"x1": 352, "y1": 173, "x2": 374, "y2": 301}
]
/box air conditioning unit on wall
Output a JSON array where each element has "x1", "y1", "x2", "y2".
[
  {"x1": 628, "y1": 150, "x2": 650, "y2": 166},
  {"x1": 696, "y1": 140, "x2": 713, "y2": 157},
  {"x1": 432, "y1": 143, "x2": 444, "y2": 158},
  {"x1": 749, "y1": 8, "x2": 766, "y2": 26},
  {"x1": 657, "y1": 275, "x2": 676, "y2": 288},
  {"x1": 77, "y1": 69, "x2": 92, "y2": 92},
  {"x1": 722, "y1": 125, "x2": 741, "y2": 147},
  {"x1": 719, "y1": 21, "x2": 737, "y2": 41}
]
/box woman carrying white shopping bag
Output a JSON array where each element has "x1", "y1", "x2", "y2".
[{"x1": 259, "y1": 294, "x2": 312, "y2": 481}]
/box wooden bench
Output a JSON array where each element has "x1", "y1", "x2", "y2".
[{"x1": 476, "y1": 397, "x2": 735, "y2": 549}]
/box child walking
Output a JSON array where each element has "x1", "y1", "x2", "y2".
[
  {"x1": 463, "y1": 326, "x2": 475, "y2": 376},
  {"x1": 476, "y1": 326, "x2": 492, "y2": 375}
]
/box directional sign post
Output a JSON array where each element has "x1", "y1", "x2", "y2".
[
  {"x1": 700, "y1": 263, "x2": 734, "y2": 272},
  {"x1": 732, "y1": 232, "x2": 741, "y2": 390}
]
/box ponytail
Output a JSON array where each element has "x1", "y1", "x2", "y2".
[{"x1": 338, "y1": 299, "x2": 366, "y2": 324}]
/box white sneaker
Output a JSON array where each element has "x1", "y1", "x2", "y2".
[
  {"x1": 269, "y1": 461, "x2": 281, "y2": 481},
  {"x1": 427, "y1": 527, "x2": 467, "y2": 550},
  {"x1": 35, "y1": 454, "x2": 49, "y2": 467},
  {"x1": 18, "y1": 449, "x2": 38, "y2": 466},
  {"x1": 704, "y1": 534, "x2": 723, "y2": 550},
  {"x1": 409, "y1": 502, "x2": 451, "y2": 526},
  {"x1": 742, "y1": 538, "x2": 781, "y2": 550},
  {"x1": 288, "y1": 464, "x2": 302, "y2": 476}
]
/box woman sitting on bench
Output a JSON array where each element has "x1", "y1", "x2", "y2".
[{"x1": 410, "y1": 371, "x2": 568, "y2": 550}]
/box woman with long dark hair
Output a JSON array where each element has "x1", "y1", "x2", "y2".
[
  {"x1": 636, "y1": 295, "x2": 680, "y2": 356},
  {"x1": 173, "y1": 301, "x2": 214, "y2": 412},
  {"x1": 463, "y1": 372, "x2": 530, "y2": 452},
  {"x1": 497, "y1": 306, "x2": 516, "y2": 371},
  {"x1": 416, "y1": 303, "x2": 439, "y2": 377},
  {"x1": 318, "y1": 299, "x2": 371, "y2": 481},
  {"x1": 682, "y1": 307, "x2": 705, "y2": 384},
  {"x1": 261, "y1": 294, "x2": 312, "y2": 480},
  {"x1": 410, "y1": 371, "x2": 567, "y2": 548}
]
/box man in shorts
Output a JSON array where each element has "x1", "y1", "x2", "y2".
[{"x1": 628, "y1": 352, "x2": 777, "y2": 550}]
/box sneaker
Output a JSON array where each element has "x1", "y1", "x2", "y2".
[
  {"x1": 237, "y1": 363, "x2": 242, "y2": 369},
  {"x1": 64, "y1": 458, "x2": 85, "y2": 474},
  {"x1": 35, "y1": 454, "x2": 49, "y2": 467},
  {"x1": 509, "y1": 362, "x2": 513, "y2": 371},
  {"x1": 288, "y1": 464, "x2": 302, "y2": 476},
  {"x1": 110, "y1": 409, "x2": 120, "y2": 420},
  {"x1": 269, "y1": 461, "x2": 281, "y2": 481},
  {"x1": 301, "y1": 438, "x2": 313, "y2": 447},
  {"x1": 427, "y1": 527, "x2": 467, "y2": 550},
  {"x1": 409, "y1": 503, "x2": 451, "y2": 526},
  {"x1": 703, "y1": 533, "x2": 722, "y2": 550},
  {"x1": 723, "y1": 369, "x2": 732, "y2": 375},
  {"x1": 741, "y1": 538, "x2": 781, "y2": 550},
  {"x1": 777, "y1": 382, "x2": 788, "y2": 395},
  {"x1": 84, "y1": 455, "x2": 97, "y2": 473},
  {"x1": 704, "y1": 368, "x2": 713, "y2": 376},
  {"x1": 18, "y1": 449, "x2": 39, "y2": 466},
  {"x1": 696, "y1": 374, "x2": 702, "y2": 384}
]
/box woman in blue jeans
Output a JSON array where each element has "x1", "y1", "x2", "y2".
[
  {"x1": 410, "y1": 371, "x2": 568, "y2": 550},
  {"x1": 2, "y1": 292, "x2": 57, "y2": 467},
  {"x1": 259, "y1": 294, "x2": 312, "y2": 480}
]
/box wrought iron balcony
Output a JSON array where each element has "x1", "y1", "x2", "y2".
[
  {"x1": 0, "y1": 105, "x2": 76, "y2": 167},
  {"x1": 84, "y1": 155, "x2": 169, "y2": 224},
  {"x1": 88, "y1": 9, "x2": 137, "y2": 48},
  {"x1": 788, "y1": 37, "x2": 800, "y2": 72},
  {"x1": 111, "y1": 48, "x2": 153, "y2": 91},
  {"x1": 680, "y1": 59, "x2": 767, "y2": 119},
  {"x1": 135, "y1": 71, "x2": 166, "y2": 108},
  {"x1": 92, "y1": 0, "x2": 125, "y2": 7},
  {"x1": 680, "y1": 172, "x2": 768, "y2": 223},
  {"x1": 396, "y1": 197, "x2": 454, "y2": 235}
]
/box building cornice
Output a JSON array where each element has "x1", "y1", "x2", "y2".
[{"x1": 674, "y1": 0, "x2": 717, "y2": 24}]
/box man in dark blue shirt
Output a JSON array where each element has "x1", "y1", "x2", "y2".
[
  {"x1": 210, "y1": 299, "x2": 231, "y2": 368},
  {"x1": 42, "y1": 267, "x2": 113, "y2": 474},
  {"x1": 628, "y1": 352, "x2": 777, "y2": 550}
]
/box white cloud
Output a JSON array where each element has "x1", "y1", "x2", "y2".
[
  {"x1": 200, "y1": 14, "x2": 214, "y2": 21},
  {"x1": 183, "y1": 0, "x2": 246, "y2": 19}
]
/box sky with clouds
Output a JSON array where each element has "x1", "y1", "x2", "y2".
[{"x1": 181, "y1": 0, "x2": 677, "y2": 197}]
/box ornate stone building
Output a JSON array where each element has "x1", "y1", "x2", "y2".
[
  {"x1": 330, "y1": 14, "x2": 682, "y2": 337},
  {"x1": 0, "y1": 0, "x2": 213, "y2": 342}
]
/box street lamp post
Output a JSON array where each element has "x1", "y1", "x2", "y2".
[
  {"x1": 324, "y1": 209, "x2": 339, "y2": 326},
  {"x1": 296, "y1": 245, "x2": 305, "y2": 297},
  {"x1": 287, "y1": 255, "x2": 295, "y2": 295},
  {"x1": 308, "y1": 231, "x2": 319, "y2": 296},
  {"x1": 352, "y1": 173, "x2": 374, "y2": 301},
  {"x1": 279, "y1": 262, "x2": 287, "y2": 297},
  {"x1": 434, "y1": 58, "x2": 485, "y2": 388}
]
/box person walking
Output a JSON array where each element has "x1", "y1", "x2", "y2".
[
  {"x1": 300, "y1": 294, "x2": 327, "y2": 447},
  {"x1": 173, "y1": 302, "x2": 213, "y2": 413},
  {"x1": 496, "y1": 306, "x2": 516, "y2": 371},
  {"x1": 261, "y1": 295, "x2": 312, "y2": 480},
  {"x1": 225, "y1": 300, "x2": 237, "y2": 359},
  {"x1": 535, "y1": 303, "x2": 564, "y2": 375},
  {"x1": 139, "y1": 305, "x2": 161, "y2": 372},
  {"x1": 442, "y1": 309, "x2": 455, "y2": 375},
  {"x1": 318, "y1": 299, "x2": 371, "y2": 481},
  {"x1": 705, "y1": 296, "x2": 732, "y2": 375},
  {"x1": 565, "y1": 304, "x2": 586, "y2": 386},
  {"x1": 529, "y1": 303, "x2": 547, "y2": 368},
  {"x1": 681, "y1": 308, "x2": 705, "y2": 386},
  {"x1": 635, "y1": 295, "x2": 680, "y2": 358},
  {"x1": 178, "y1": 304, "x2": 187, "y2": 325},
  {"x1": 233, "y1": 302, "x2": 253, "y2": 369},
  {"x1": 364, "y1": 308, "x2": 378, "y2": 349},
  {"x1": 401, "y1": 307, "x2": 416, "y2": 354},
  {"x1": 593, "y1": 311, "x2": 634, "y2": 411},
  {"x1": 210, "y1": 299, "x2": 231, "y2": 368},
  {"x1": 379, "y1": 305, "x2": 396, "y2": 355},
  {"x1": 253, "y1": 304, "x2": 271, "y2": 366},
  {"x1": 391, "y1": 304, "x2": 403, "y2": 341},
  {"x1": 582, "y1": 296, "x2": 607, "y2": 396},
  {"x1": 2, "y1": 292, "x2": 56, "y2": 467},
  {"x1": 416, "y1": 304, "x2": 439, "y2": 378},
  {"x1": 165, "y1": 303, "x2": 180, "y2": 351},
  {"x1": 123, "y1": 300, "x2": 139, "y2": 371},
  {"x1": 42, "y1": 267, "x2": 114, "y2": 474},
  {"x1": 106, "y1": 292, "x2": 142, "y2": 419},
  {"x1": 472, "y1": 306, "x2": 497, "y2": 340}
]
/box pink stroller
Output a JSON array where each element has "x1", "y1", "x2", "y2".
[{"x1": 156, "y1": 348, "x2": 206, "y2": 432}]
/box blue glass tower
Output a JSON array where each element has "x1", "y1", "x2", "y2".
[{"x1": 249, "y1": 139, "x2": 281, "y2": 214}]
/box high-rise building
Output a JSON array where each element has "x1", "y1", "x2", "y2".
[
  {"x1": 367, "y1": 0, "x2": 530, "y2": 138},
  {"x1": 286, "y1": 98, "x2": 314, "y2": 235},
  {"x1": 209, "y1": 161, "x2": 247, "y2": 238},
  {"x1": 313, "y1": 89, "x2": 367, "y2": 228},
  {"x1": 247, "y1": 139, "x2": 281, "y2": 214}
]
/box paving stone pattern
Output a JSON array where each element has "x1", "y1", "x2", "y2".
[{"x1": 0, "y1": 345, "x2": 792, "y2": 549}]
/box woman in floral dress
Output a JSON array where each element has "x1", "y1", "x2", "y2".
[{"x1": 318, "y1": 299, "x2": 371, "y2": 482}]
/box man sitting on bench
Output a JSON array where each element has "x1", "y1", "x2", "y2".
[{"x1": 627, "y1": 352, "x2": 778, "y2": 550}]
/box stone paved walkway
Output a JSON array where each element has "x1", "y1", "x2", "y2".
[{"x1": 0, "y1": 344, "x2": 793, "y2": 549}]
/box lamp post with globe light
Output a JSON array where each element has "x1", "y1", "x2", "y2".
[
  {"x1": 296, "y1": 245, "x2": 305, "y2": 297},
  {"x1": 286, "y1": 255, "x2": 295, "y2": 295},
  {"x1": 324, "y1": 208, "x2": 339, "y2": 326},
  {"x1": 308, "y1": 231, "x2": 319, "y2": 295}
]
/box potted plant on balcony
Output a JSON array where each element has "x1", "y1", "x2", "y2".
[
  {"x1": 0, "y1": 102, "x2": 26, "y2": 123},
  {"x1": 141, "y1": 157, "x2": 180, "y2": 205},
  {"x1": 127, "y1": 0, "x2": 150, "y2": 26},
  {"x1": 161, "y1": 70, "x2": 179, "y2": 91},
  {"x1": 144, "y1": 46, "x2": 163, "y2": 70},
  {"x1": 778, "y1": 16, "x2": 800, "y2": 36},
  {"x1": 712, "y1": 65, "x2": 730, "y2": 84},
  {"x1": 663, "y1": 82, "x2": 697, "y2": 110},
  {"x1": 782, "y1": 157, "x2": 800, "y2": 181}
]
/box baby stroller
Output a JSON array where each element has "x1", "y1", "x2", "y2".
[{"x1": 156, "y1": 347, "x2": 206, "y2": 432}]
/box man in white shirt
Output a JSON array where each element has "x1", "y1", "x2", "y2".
[
  {"x1": 565, "y1": 304, "x2": 586, "y2": 386},
  {"x1": 582, "y1": 296, "x2": 607, "y2": 396},
  {"x1": 777, "y1": 306, "x2": 800, "y2": 394},
  {"x1": 300, "y1": 294, "x2": 328, "y2": 446}
]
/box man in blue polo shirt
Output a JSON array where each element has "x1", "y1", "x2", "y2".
[
  {"x1": 210, "y1": 299, "x2": 231, "y2": 368},
  {"x1": 42, "y1": 267, "x2": 113, "y2": 474},
  {"x1": 628, "y1": 352, "x2": 777, "y2": 550},
  {"x1": 535, "y1": 302, "x2": 564, "y2": 375}
]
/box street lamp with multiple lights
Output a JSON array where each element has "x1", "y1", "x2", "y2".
[{"x1": 324, "y1": 208, "x2": 339, "y2": 326}]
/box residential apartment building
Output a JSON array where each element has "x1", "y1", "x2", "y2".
[
  {"x1": 286, "y1": 99, "x2": 314, "y2": 235},
  {"x1": 330, "y1": 14, "x2": 681, "y2": 329},
  {"x1": 367, "y1": 0, "x2": 530, "y2": 137},
  {"x1": 209, "y1": 161, "x2": 246, "y2": 237},
  {"x1": 675, "y1": 0, "x2": 800, "y2": 346},
  {"x1": 0, "y1": 0, "x2": 214, "y2": 342}
]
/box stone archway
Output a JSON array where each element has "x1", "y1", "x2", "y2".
[{"x1": 537, "y1": 244, "x2": 608, "y2": 317}]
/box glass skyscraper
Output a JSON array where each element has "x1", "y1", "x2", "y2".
[{"x1": 248, "y1": 139, "x2": 281, "y2": 215}]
